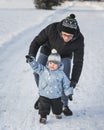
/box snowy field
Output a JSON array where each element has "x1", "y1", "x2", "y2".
[{"x1": 0, "y1": 0, "x2": 104, "y2": 130}]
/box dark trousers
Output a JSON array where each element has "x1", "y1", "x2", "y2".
[{"x1": 39, "y1": 96, "x2": 63, "y2": 117}]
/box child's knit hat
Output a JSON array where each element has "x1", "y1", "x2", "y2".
[{"x1": 48, "y1": 49, "x2": 61, "y2": 65}]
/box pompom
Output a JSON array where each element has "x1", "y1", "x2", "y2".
[
  {"x1": 51, "y1": 49, "x2": 57, "y2": 54},
  {"x1": 70, "y1": 14, "x2": 76, "y2": 19}
]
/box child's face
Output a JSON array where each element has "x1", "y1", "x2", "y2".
[{"x1": 48, "y1": 62, "x2": 59, "y2": 70}]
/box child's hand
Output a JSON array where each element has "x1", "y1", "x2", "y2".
[{"x1": 25, "y1": 55, "x2": 35, "y2": 63}]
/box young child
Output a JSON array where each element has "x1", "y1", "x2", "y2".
[{"x1": 26, "y1": 49, "x2": 73, "y2": 124}]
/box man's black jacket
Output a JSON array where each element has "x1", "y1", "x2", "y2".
[{"x1": 29, "y1": 22, "x2": 84, "y2": 84}]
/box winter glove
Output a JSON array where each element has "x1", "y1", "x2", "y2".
[
  {"x1": 68, "y1": 94, "x2": 73, "y2": 101},
  {"x1": 68, "y1": 86, "x2": 74, "y2": 101},
  {"x1": 25, "y1": 55, "x2": 35, "y2": 63},
  {"x1": 70, "y1": 81, "x2": 77, "y2": 88}
]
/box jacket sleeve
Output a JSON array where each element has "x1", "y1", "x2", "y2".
[
  {"x1": 28, "y1": 25, "x2": 51, "y2": 57},
  {"x1": 29, "y1": 60, "x2": 45, "y2": 75},
  {"x1": 71, "y1": 36, "x2": 84, "y2": 84},
  {"x1": 62, "y1": 73, "x2": 73, "y2": 96}
]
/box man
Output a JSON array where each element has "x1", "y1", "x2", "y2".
[{"x1": 28, "y1": 14, "x2": 84, "y2": 116}]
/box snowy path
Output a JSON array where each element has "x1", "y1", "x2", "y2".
[{"x1": 0, "y1": 1, "x2": 104, "y2": 130}]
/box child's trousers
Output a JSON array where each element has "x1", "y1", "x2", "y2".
[{"x1": 39, "y1": 96, "x2": 63, "y2": 116}]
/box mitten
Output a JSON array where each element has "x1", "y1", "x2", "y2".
[
  {"x1": 68, "y1": 86, "x2": 74, "y2": 101},
  {"x1": 25, "y1": 55, "x2": 35, "y2": 63},
  {"x1": 68, "y1": 94, "x2": 73, "y2": 101}
]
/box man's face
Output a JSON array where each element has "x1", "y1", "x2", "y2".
[{"x1": 61, "y1": 31, "x2": 74, "y2": 42}]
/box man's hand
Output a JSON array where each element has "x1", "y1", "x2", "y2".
[
  {"x1": 68, "y1": 94, "x2": 73, "y2": 101},
  {"x1": 68, "y1": 86, "x2": 74, "y2": 101}
]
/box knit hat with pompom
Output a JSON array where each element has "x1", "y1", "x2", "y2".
[
  {"x1": 61, "y1": 14, "x2": 78, "y2": 34},
  {"x1": 48, "y1": 49, "x2": 61, "y2": 65}
]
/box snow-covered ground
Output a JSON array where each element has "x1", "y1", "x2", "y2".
[
  {"x1": 0, "y1": 0, "x2": 34, "y2": 9},
  {"x1": 0, "y1": 0, "x2": 104, "y2": 130}
]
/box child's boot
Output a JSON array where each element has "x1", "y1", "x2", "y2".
[
  {"x1": 39, "y1": 118, "x2": 47, "y2": 124},
  {"x1": 39, "y1": 115, "x2": 47, "y2": 124},
  {"x1": 55, "y1": 114, "x2": 62, "y2": 119}
]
